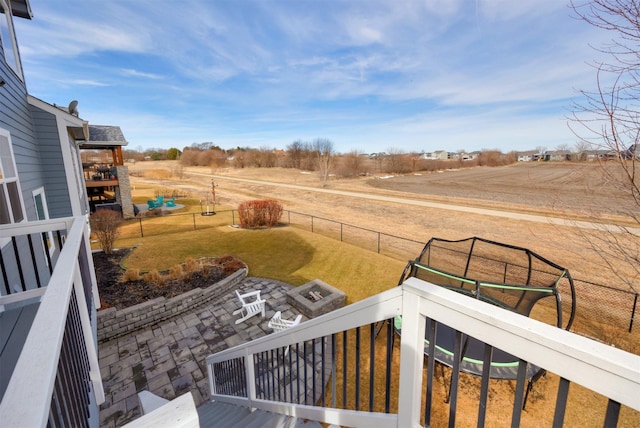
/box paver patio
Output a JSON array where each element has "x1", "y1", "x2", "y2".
[{"x1": 98, "y1": 277, "x2": 304, "y2": 427}]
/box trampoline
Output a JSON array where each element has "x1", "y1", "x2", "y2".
[{"x1": 396, "y1": 236, "x2": 576, "y2": 406}]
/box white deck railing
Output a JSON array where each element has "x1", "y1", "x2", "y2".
[
  {"x1": 0, "y1": 216, "x2": 103, "y2": 427},
  {"x1": 206, "y1": 277, "x2": 640, "y2": 427}
]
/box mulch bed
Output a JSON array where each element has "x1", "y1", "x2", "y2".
[{"x1": 93, "y1": 248, "x2": 244, "y2": 310}]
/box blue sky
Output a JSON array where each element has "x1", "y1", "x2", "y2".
[{"x1": 14, "y1": 1, "x2": 606, "y2": 154}]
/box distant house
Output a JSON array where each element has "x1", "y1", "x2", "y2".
[
  {"x1": 465, "y1": 151, "x2": 480, "y2": 160},
  {"x1": 542, "y1": 150, "x2": 571, "y2": 161},
  {"x1": 419, "y1": 150, "x2": 448, "y2": 160},
  {"x1": 79, "y1": 125, "x2": 135, "y2": 218},
  {"x1": 517, "y1": 151, "x2": 538, "y2": 162}
]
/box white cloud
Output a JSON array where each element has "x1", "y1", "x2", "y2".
[{"x1": 119, "y1": 69, "x2": 163, "y2": 80}]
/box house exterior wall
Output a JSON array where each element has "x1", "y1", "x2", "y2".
[
  {"x1": 28, "y1": 105, "x2": 73, "y2": 217},
  {"x1": 0, "y1": 45, "x2": 40, "y2": 225},
  {"x1": 1, "y1": 4, "x2": 45, "y2": 295}
]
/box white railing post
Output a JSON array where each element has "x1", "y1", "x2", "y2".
[
  {"x1": 397, "y1": 287, "x2": 426, "y2": 428},
  {"x1": 73, "y1": 265, "x2": 105, "y2": 404},
  {"x1": 207, "y1": 362, "x2": 216, "y2": 397},
  {"x1": 245, "y1": 350, "x2": 257, "y2": 408},
  {"x1": 83, "y1": 215, "x2": 101, "y2": 310}
]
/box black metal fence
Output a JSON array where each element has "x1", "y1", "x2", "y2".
[{"x1": 116, "y1": 209, "x2": 639, "y2": 333}]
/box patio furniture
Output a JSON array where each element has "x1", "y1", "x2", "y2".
[
  {"x1": 268, "y1": 311, "x2": 302, "y2": 354},
  {"x1": 268, "y1": 311, "x2": 302, "y2": 332},
  {"x1": 166, "y1": 197, "x2": 176, "y2": 207},
  {"x1": 232, "y1": 290, "x2": 266, "y2": 324},
  {"x1": 147, "y1": 200, "x2": 157, "y2": 210},
  {"x1": 155, "y1": 196, "x2": 164, "y2": 206}
]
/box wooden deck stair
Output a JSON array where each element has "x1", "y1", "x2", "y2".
[
  {"x1": 197, "y1": 400, "x2": 323, "y2": 427},
  {"x1": 125, "y1": 391, "x2": 324, "y2": 427}
]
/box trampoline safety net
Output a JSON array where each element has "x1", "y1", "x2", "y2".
[{"x1": 400, "y1": 236, "x2": 576, "y2": 331}]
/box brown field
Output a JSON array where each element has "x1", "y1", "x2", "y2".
[
  {"x1": 126, "y1": 160, "x2": 639, "y2": 425},
  {"x1": 129, "y1": 160, "x2": 638, "y2": 289}
]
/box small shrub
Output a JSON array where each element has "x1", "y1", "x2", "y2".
[
  {"x1": 168, "y1": 265, "x2": 183, "y2": 280},
  {"x1": 121, "y1": 269, "x2": 140, "y2": 282},
  {"x1": 142, "y1": 269, "x2": 164, "y2": 286},
  {"x1": 90, "y1": 210, "x2": 123, "y2": 255},
  {"x1": 144, "y1": 208, "x2": 165, "y2": 217},
  {"x1": 220, "y1": 256, "x2": 245, "y2": 275},
  {"x1": 237, "y1": 199, "x2": 283, "y2": 228},
  {"x1": 184, "y1": 257, "x2": 199, "y2": 272}
]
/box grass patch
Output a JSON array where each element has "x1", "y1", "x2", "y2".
[{"x1": 114, "y1": 226, "x2": 404, "y2": 303}]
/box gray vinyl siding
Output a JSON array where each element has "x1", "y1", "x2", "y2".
[
  {"x1": 29, "y1": 105, "x2": 73, "y2": 217},
  {"x1": 0, "y1": 51, "x2": 40, "y2": 224},
  {"x1": 0, "y1": 25, "x2": 50, "y2": 295}
]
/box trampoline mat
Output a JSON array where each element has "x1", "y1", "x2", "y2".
[{"x1": 395, "y1": 316, "x2": 541, "y2": 380}]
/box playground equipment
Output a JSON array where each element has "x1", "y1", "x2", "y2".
[
  {"x1": 396, "y1": 236, "x2": 576, "y2": 407},
  {"x1": 200, "y1": 179, "x2": 217, "y2": 216}
]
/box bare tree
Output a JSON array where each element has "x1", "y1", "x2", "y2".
[
  {"x1": 569, "y1": 0, "x2": 640, "y2": 291},
  {"x1": 574, "y1": 140, "x2": 591, "y2": 161},
  {"x1": 90, "y1": 210, "x2": 122, "y2": 255},
  {"x1": 337, "y1": 149, "x2": 366, "y2": 178},
  {"x1": 311, "y1": 138, "x2": 334, "y2": 187},
  {"x1": 286, "y1": 140, "x2": 305, "y2": 169},
  {"x1": 384, "y1": 147, "x2": 411, "y2": 174}
]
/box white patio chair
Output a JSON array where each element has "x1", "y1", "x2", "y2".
[
  {"x1": 232, "y1": 289, "x2": 266, "y2": 324},
  {"x1": 268, "y1": 311, "x2": 302, "y2": 355}
]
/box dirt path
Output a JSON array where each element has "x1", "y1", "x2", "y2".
[{"x1": 184, "y1": 171, "x2": 640, "y2": 236}]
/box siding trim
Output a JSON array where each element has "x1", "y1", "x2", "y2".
[{"x1": 26, "y1": 96, "x2": 88, "y2": 216}]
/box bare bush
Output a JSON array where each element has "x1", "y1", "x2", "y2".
[
  {"x1": 238, "y1": 199, "x2": 283, "y2": 228},
  {"x1": 184, "y1": 257, "x2": 200, "y2": 272},
  {"x1": 144, "y1": 208, "x2": 165, "y2": 217},
  {"x1": 336, "y1": 150, "x2": 368, "y2": 178},
  {"x1": 218, "y1": 255, "x2": 245, "y2": 275},
  {"x1": 142, "y1": 269, "x2": 164, "y2": 286},
  {"x1": 121, "y1": 269, "x2": 140, "y2": 282},
  {"x1": 168, "y1": 265, "x2": 184, "y2": 280},
  {"x1": 90, "y1": 210, "x2": 123, "y2": 255}
]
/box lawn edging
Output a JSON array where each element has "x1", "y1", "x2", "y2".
[{"x1": 97, "y1": 268, "x2": 247, "y2": 342}]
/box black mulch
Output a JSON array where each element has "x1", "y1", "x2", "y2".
[{"x1": 93, "y1": 248, "x2": 243, "y2": 310}]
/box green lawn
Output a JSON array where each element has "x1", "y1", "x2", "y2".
[{"x1": 112, "y1": 225, "x2": 405, "y2": 304}]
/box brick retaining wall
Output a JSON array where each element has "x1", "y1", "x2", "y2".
[{"x1": 97, "y1": 268, "x2": 247, "y2": 342}]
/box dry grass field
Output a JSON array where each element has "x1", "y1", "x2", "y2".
[
  {"x1": 124, "y1": 160, "x2": 639, "y2": 426},
  {"x1": 129, "y1": 160, "x2": 638, "y2": 289}
]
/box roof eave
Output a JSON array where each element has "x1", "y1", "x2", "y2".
[{"x1": 10, "y1": 0, "x2": 33, "y2": 19}]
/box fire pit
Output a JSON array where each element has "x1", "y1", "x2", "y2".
[{"x1": 286, "y1": 279, "x2": 346, "y2": 318}]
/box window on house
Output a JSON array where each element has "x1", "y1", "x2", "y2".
[
  {"x1": 0, "y1": 129, "x2": 25, "y2": 226},
  {"x1": 0, "y1": 0, "x2": 23, "y2": 79},
  {"x1": 33, "y1": 188, "x2": 55, "y2": 260}
]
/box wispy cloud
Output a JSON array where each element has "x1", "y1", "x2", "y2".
[
  {"x1": 119, "y1": 69, "x2": 163, "y2": 80},
  {"x1": 14, "y1": 0, "x2": 605, "y2": 153}
]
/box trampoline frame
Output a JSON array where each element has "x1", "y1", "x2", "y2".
[{"x1": 394, "y1": 236, "x2": 577, "y2": 409}]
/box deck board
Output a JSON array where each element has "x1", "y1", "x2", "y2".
[{"x1": 0, "y1": 302, "x2": 39, "y2": 402}]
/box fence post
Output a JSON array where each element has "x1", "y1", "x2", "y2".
[
  {"x1": 630, "y1": 293, "x2": 638, "y2": 333},
  {"x1": 288, "y1": 211, "x2": 291, "y2": 225},
  {"x1": 311, "y1": 216, "x2": 314, "y2": 233},
  {"x1": 340, "y1": 223, "x2": 343, "y2": 242},
  {"x1": 193, "y1": 213, "x2": 197, "y2": 231},
  {"x1": 378, "y1": 232, "x2": 381, "y2": 254},
  {"x1": 139, "y1": 217, "x2": 144, "y2": 238}
]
